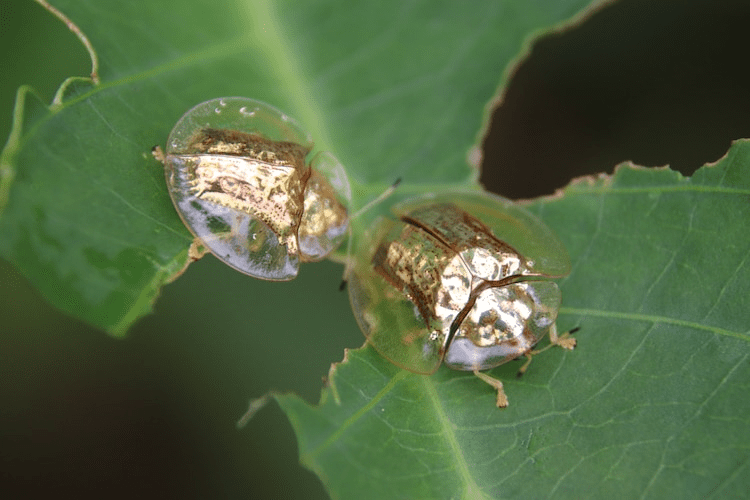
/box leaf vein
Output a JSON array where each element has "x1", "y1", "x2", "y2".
[
  {"x1": 304, "y1": 369, "x2": 411, "y2": 461},
  {"x1": 700, "y1": 246, "x2": 750, "y2": 324},
  {"x1": 560, "y1": 307, "x2": 749, "y2": 342},
  {"x1": 422, "y1": 377, "x2": 491, "y2": 500}
]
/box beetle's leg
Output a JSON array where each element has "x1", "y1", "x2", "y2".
[
  {"x1": 516, "y1": 324, "x2": 578, "y2": 377},
  {"x1": 473, "y1": 370, "x2": 509, "y2": 408},
  {"x1": 151, "y1": 145, "x2": 166, "y2": 164},
  {"x1": 549, "y1": 323, "x2": 578, "y2": 350},
  {"x1": 516, "y1": 352, "x2": 534, "y2": 378}
]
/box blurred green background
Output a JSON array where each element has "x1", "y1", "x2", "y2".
[{"x1": 1, "y1": 0, "x2": 749, "y2": 498}]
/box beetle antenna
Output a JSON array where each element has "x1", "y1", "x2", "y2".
[
  {"x1": 339, "y1": 178, "x2": 401, "y2": 290},
  {"x1": 339, "y1": 228, "x2": 355, "y2": 292},
  {"x1": 350, "y1": 177, "x2": 401, "y2": 221}
]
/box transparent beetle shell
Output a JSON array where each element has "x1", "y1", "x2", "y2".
[
  {"x1": 160, "y1": 97, "x2": 351, "y2": 280},
  {"x1": 347, "y1": 192, "x2": 571, "y2": 376}
]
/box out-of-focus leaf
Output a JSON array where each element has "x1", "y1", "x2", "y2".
[{"x1": 277, "y1": 141, "x2": 750, "y2": 499}]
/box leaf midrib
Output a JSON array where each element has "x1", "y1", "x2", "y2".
[{"x1": 422, "y1": 375, "x2": 492, "y2": 500}]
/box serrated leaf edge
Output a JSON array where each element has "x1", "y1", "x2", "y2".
[{"x1": 108, "y1": 246, "x2": 191, "y2": 337}]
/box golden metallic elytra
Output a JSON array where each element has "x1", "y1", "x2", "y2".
[
  {"x1": 155, "y1": 97, "x2": 351, "y2": 280},
  {"x1": 347, "y1": 193, "x2": 576, "y2": 407}
]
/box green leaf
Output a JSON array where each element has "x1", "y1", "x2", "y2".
[
  {"x1": 0, "y1": 0, "x2": 600, "y2": 335},
  {"x1": 8, "y1": 2, "x2": 747, "y2": 499},
  {"x1": 277, "y1": 142, "x2": 750, "y2": 499}
]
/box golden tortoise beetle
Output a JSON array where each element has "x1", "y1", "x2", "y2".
[
  {"x1": 153, "y1": 97, "x2": 351, "y2": 280},
  {"x1": 347, "y1": 192, "x2": 576, "y2": 407}
]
